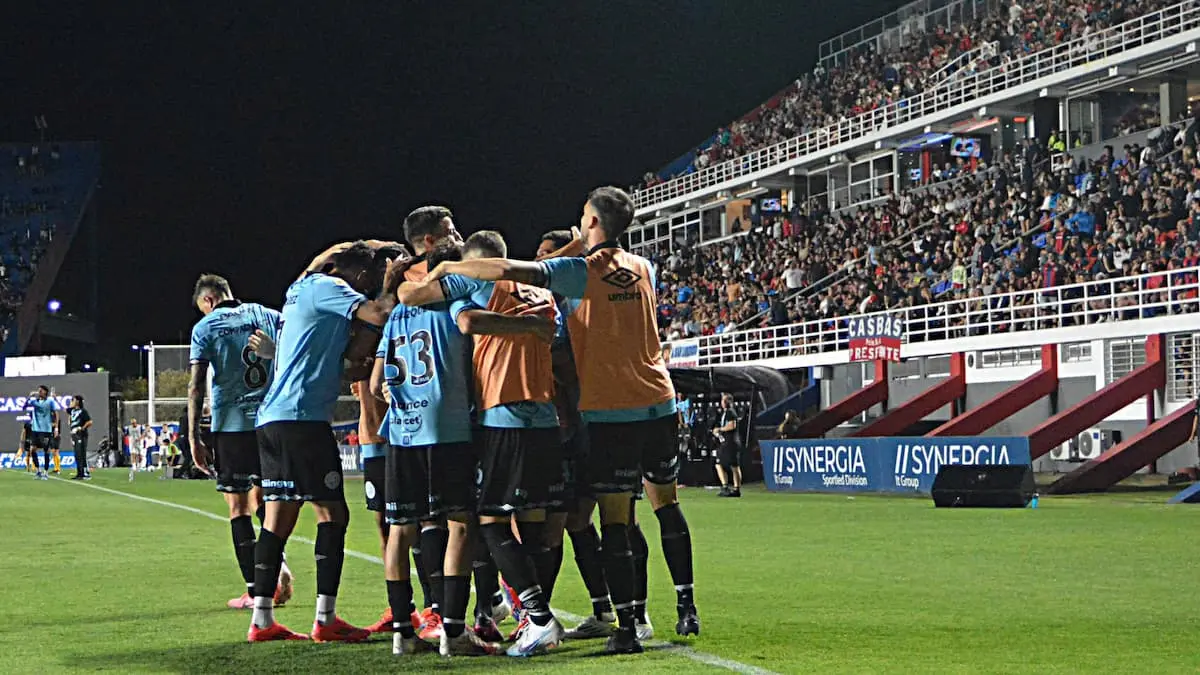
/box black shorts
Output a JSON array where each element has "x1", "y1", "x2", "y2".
[
  {"x1": 385, "y1": 443, "x2": 475, "y2": 525},
  {"x1": 548, "y1": 443, "x2": 573, "y2": 514},
  {"x1": 256, "y1": 421, "x2": 344, "y2": 503},
  {"x1": 718, "y1": 441, "x2": 742, "y2": 469},
  {"x1": 214, "y1": 431, "x2": 261, "y2": 494},
  {"x1": 51, "y1": 434, "x2": 61, "y2": 450},
  {"x1": 477, "y1": 427, "x2": 562, "y2": 516},
  {"x1": 586, "y1": 415, "x2": 680, "y2": 494},
  {"x1": 30, "y1": 432, "x2": 52, "y2": 451},
  {"x1": 363, "y1": 455, "x2": 386, "y2": 513}
]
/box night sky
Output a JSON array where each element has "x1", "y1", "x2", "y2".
[{"x1": 5, "y1": 1, "x2": 905, "y2": 375}]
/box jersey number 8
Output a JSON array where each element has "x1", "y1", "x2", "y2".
[
  {"x1": 384, "y1": 330, "x2": 434, "y2": 387},
  {"x1": 241, "y1": 345, "x2": 269, "y2": 389}
]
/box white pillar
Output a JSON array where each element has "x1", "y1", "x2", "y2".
[{"x1": 146, "y1": 341, "x2": 156, "y2": 427}]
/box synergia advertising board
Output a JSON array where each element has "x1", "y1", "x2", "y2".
[{"x1": 762, "y1": 436, "x2": 1031, "y2": 494}]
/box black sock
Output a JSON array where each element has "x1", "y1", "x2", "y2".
[
  {"x1": 42, "y1": 450, "x2": 51, "y2": 470},
  {"x1": 411, "y1": 546, "x2": 432, "y2": 609},
  {"x1": 654, "y1": 503, "x2": 695, "y2": 610},
  {"x1": 545, "y1": 544, "x2": 564, "y2": 605},
  {"x1": 628, "y1": 521, "x2": 649, "y2": 622},
  {"x1": 600, "y1": 523, "x2": 637, "y2": 631},
  {"x1": 314, "y1": 521, "x2": 347, "y2": 597},
  {"x1": 516, "y1": 521, "x2": 553, "y2": 602},
  {"x1": 480, "y1": 522, "x2": 551, "y2": 626},
  {"x1": 29, "y1": 450, "x2": 39, "y2": 470},
  {"x1": 419, "y1": 526, "x2": 447, "y2": 615},
  {"x1": 568, "y1": 525, "x2": 612, "y2": 618},
  {"x1": 442, "y1": 575, "x2": 470, "y2": 638},
  {"x1": 253, "y1": 528, "x2": 285, "y2": 599},
  {"x1": 472, "y1": 536, "x2": 500, "y2": 620},
  {"x1": 230, "y1": 515, "x2": 257, "y2": 594},
  {"x1": 386, "y1": 579, "x2": 416, "y2": 638}
]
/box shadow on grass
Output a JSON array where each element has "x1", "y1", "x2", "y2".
[
  {"x1": 59, "y1": 636, "x2": 642, "y2": 674},
  {"x1": 0, "y1": 607, "x2": 228, "y2": 634}
]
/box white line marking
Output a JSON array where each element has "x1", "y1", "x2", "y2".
[{"x1": 43, "y1": 475, "x2": 778, "y2": 675}]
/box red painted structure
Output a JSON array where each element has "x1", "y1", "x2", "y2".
[
  {"x1": 927, "y1": 345, "x2": 1058, "y2": 437},
  {"x1": 850, "y1": 353, "x2": 966, "y2": 437},
  {"x1": 1025, "y1": 335, "x2": 1165, "y2": 460},
  {"x1": 1047, "y1": 404, "x2": 1195, "y2": 494},
  {"x1": 795, "y1": 360, "x2": 889, "y2": 438}
]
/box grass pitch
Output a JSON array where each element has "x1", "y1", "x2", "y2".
[{"x1": 1, "y1": 469, "x2": 1199, "y2": 674}]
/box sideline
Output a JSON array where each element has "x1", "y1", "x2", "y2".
[{"x1": 45, "y1": 474, "x2": 778, "y2": 675}]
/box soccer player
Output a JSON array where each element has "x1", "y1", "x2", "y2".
[
  {"x1": 398, "y1": 230, "x2": 567, "y2": 656},
  {"x1": 374, "y1": 240, "x2": 551, "y2": 656},
  {"x1": 25, "y1": 386, "x2": 60, "y2": 480},
  {"x1": 187, "y1": 273, "x2": 294, "y2": 611},
  {"x1": 247, "y1": 241, "x2": 401, "y2": 643},
  {"x1": 69, "y1": 395, "x2": 93, "y2": 480},
  {"x1": 17, "y1": 420, "x2": 34, "y2": 473},
  {"x1": 426, "y1": 186, "x2": 701, "y2": 653},
  {"x1": 127, "y1": 418, "x2": 144, "y2": 480}
]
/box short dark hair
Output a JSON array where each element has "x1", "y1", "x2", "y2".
[
  {"x1": 74, "y1": 395, "x2": 84, "y2": 406},
  {"x1": 586, "y1": 186, "x2": 636, "y2": 240},
  {"x1": 192, "y1": 274, "x2": 232, "y2": 304},
  {"x1": 364, "y1": 245, "x2": 408, "y2": 299},
  {"x1": 403, "y1": 206, "x2": 453, "y2": 249},
  {"x1": 37, "y1": 385, "x2": 49, "y2": 394},
  {"x1": 332, "y1": 240, "x2": 376, "y2": 276},
  {"x1": 540, "y1": 229, "x2": 573, "y2": 251},
  {"x1": 427, "y1": 240, "x2": 464, "y2": 268},
  {"x1": 464, "y1": 230, "x2": 507, "y2": 258}
]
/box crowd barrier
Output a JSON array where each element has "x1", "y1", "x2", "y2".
[
  {"x1": 1, "y1": 451, "x2": 77, "y2": 469},
  {"x1": 761, "y1": 436, "x2": 1032, "y2": 494}
]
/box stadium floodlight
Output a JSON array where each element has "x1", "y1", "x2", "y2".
[
  {"x1": 47, "y1": 299, "x2": 60, "y2": 313},
  {"x1": 81, "y1": 363, "x2": 92, "y2": 371}
]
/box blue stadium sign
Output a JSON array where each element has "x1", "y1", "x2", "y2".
[{"x1": 762, "y1": 437, "x2": 1031, "y2": 494}]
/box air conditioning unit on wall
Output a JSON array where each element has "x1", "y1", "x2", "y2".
[{"x1": 1051, "y1": 429, "x2": 1112, "y2": 462}]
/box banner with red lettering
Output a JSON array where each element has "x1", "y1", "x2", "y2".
[{"x1": 847, "y1": 314, "x2": 904, "y2": 362}]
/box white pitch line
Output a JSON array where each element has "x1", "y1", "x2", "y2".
[{"x1": 44, "y1": 475, "x2": 778, "y2": 675}]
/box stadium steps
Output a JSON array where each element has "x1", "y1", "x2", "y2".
[
  {"x1": 1026, "y1": 335, "x2": 1166, "y2": 461},
  {"x1": 13, "y1": 145, "x2": 100, "y2": 353},
  {"x1": 1047, "y1": 404, "x2": 1194, "y2": 495},
  {"x1": 849, "y1": 353, "x2": 966, "y2": 438},
  {"x1": 928, "y1": 345, "x2": 1058, "y2": 437},
  {"x1": 794, "y1": 360, "x2": 888, "y2": 438}
]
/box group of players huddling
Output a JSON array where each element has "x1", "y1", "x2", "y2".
[{"x1": 186, "y1": 186, "x2": 699, "y2": 658}]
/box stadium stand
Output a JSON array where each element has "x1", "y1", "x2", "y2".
[
  {"x1": 639, "y1": 0, "x2": 1178, "y2": 189},
  {"x1": 0, "y1": 143, "x2": 101, "y2": 353},
  {"x1": 653, "y1": 116, "x2": 1198, "y2": 343}
]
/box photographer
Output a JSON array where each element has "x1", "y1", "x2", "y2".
[
  {"x1": 69, "y1": 395, "x2": 92, "y2": 480},
  {"x1": 711, "y1": 394, "x2": 743, "y2": 498}
]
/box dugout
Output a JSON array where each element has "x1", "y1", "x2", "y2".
[{"x1": 669, "y1": 366, "x2": 794, "y2": 485}]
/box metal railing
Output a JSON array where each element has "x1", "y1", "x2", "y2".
[
  {"x1": 675, "y1": 265, "x2": 1200, "y2": 367},
  {"x1": 636, "y1": 1, "x2": 1200, "y2": 212},
  {"x1": 925, "y1": 41, "x2": 998, "y2": 88},
  {"x1": 818, "y1": 0, "x2": 993, "y2": 68},
  {"x1": 1167, "y1": 332, "x2": 1200, "y2": 402}
]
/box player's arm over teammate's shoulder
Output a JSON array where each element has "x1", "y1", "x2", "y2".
[{"x1": 429, "y1": 255, "x2": 587, "y2": 300}]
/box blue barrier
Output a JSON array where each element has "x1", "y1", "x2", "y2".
[
  {"x1": 761, "y1": 437, "x2": 1032, "y2": 494},
  {"x1": 1168, "y1": 482, "x2": 1200, "y2": 504}
]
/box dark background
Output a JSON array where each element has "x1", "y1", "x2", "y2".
[{"x1": 3, "y1": 1, "x2": 904, "y2": 375}]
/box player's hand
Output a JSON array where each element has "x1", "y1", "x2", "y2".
[
  {"x1": 192, "y1": 438, "x2": 214, "y2": 477},
  {"x1": 383, "y1": 254, "x2": 416, "y2": 296},
  {"x1": 571, "y1": 226, "x2": 582, "y2": 243},
  {"x1": 382, "y1": 386, "x2": 392, "y2": 405},
  {"x1": 248, "y1": 330, "x2": 276, "y2": 360}
]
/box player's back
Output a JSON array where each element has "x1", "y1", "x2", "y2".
[
  {"x1": 258, "y1": 273, "x2": 365, "y2": 425},
  {"x1": 462, "y1": 280, "x2": 556, "y2": 412},
  {"x1": 379, "y1": 301, "x2": 471, "y2": 447},
  {"x1": 191, "y1": 302, "x2": 281, "y2": 432},
  {"x1": 562, "y1": 247, "x2": 674, "y2": 415}
]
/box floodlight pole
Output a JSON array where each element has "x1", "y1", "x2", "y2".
[{"x1": 147, "y1": 342, "x2": 156, "y2": 427}]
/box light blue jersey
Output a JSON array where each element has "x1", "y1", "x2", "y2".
[
  {"x1": 190, "y1": 301, "x2": 282, "y2": 433},
  {"x1": 442, "y1": 274, "x2": 559, "y2": 429},
  {"x1": 376, "y1": 302, "x2": 471, "y2": 447},
  {"x1": 26, "y1": 396, "x2": 60, "y2": 433},
  {"x1": 257, "y1": 273, "x2": 366, "y2": 426}
]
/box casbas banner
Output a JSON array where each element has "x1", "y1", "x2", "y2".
[{"x1": 762, "y1": 436, "x2": 1031, "y2": 494}]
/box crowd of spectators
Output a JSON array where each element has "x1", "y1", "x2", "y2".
[
  {"x1": 639, "y1": 0, "x2": 1178, "y2": 190},
  {"x1": 652, "y1": 115, "x2": 1200, "y2": 343},
  {"x1": 0, "y1": 145, "x2": 66, "y2": 343}
]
